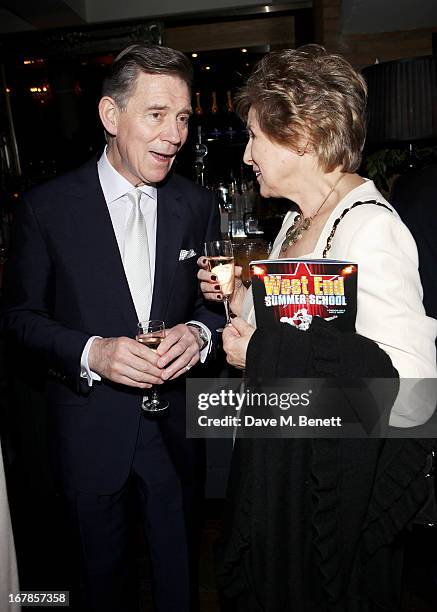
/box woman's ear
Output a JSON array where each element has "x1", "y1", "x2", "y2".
[{"x1": 98, "y1": 96, "x2": 119, "y2": 137}]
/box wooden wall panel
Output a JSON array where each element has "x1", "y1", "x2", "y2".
[{"x1": 164, "y1": 16, "x2": 295, "y2": 52}]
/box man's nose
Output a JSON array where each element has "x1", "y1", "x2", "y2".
[{"x1": 161, "y1": 119, "x2": 183, "y2": 144}]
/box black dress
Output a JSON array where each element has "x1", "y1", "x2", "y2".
[{"x1": 216, "y1": 318, "x2": 434, "y2": 612}]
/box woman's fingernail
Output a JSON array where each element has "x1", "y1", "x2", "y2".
[
  {"x1": 211, "y1": 275, "x2": 217, "y2": 281},
  {"x1": 217, "y1": 294, "x2": 222, "y2": 300},
  {"x1": 214, "y1": 284, "x2": 220, "y2": 291}
]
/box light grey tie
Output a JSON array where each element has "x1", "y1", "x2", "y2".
[{"x1": 123, "y1": 189, "x2": 152, "y2": 322}]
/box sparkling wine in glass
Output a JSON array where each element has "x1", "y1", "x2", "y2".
[
  {"x1": 204, "y1": 240, "x2": 235, "y2": 327},
  {"x1": 137, "y1": 320, "x2": 169, "y2": 412}
]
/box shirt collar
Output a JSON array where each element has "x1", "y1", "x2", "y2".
[{"x1": 98, "y1": 146, "x2": 157, "y2": 204}]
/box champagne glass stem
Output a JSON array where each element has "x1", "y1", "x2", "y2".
[
  {"x1": 142, "y1": 384, "x2": 167, "y2": 412},
  {"x1": 223, "y1": 297, "x2": 232, "y2": 326},
  {"x1": 150, "y1": 387, "x2": 159, "y2": 405}
]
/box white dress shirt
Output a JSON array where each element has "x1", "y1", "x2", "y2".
[{"x1": 80, "y1": 148, "x2": 211, "y2": 385}]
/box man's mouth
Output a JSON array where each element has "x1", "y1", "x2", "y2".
[{"x1": 150, "y1": 151, "x2": 176, "y2": 163}]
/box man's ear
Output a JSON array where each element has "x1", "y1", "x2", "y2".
[{"x1": 99, "y1": 96, "x2": 119, "y2": 137}]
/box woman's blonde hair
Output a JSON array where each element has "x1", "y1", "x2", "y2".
[{"x1": 236, "y1": 45, "x2": 367, "y2": 173}]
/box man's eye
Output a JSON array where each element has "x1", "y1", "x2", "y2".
[
  {"x1": 178, "y1": 115, "x2": 190, "y2": 125},
  {"x1": 150, "y1": 112, "x2": 162, "y2": 120}
]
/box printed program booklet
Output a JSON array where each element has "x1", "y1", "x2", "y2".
[{"x1": 250, "y1": 259, "x2": 358, "y2": 332}]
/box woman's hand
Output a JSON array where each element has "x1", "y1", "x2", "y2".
[
  {"x1": 197, "y1": 257, "x2": 248, "y2": 317},
  {"x1": 222, "y1": 317, "x2": 255, "y2": 370}
]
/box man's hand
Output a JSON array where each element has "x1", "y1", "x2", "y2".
[
  {"x1": 156, "y1": 324, "x2": 201, "y2": 381},
  {"x1": 88, "y1": 337, "x2": 164, "y2": 388}
]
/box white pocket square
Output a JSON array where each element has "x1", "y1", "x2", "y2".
[{"x1": 179, "y1": 249, "x2": 197, "y2": 261}]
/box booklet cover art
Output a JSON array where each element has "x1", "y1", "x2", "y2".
[{"x1": 250, "y1": 259, "x2": 358, "y2": 332}]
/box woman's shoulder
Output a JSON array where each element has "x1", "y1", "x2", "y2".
[
  {"x1": 338, "y1": 180, "x2": 394, "y2": 216},
  {"x1": 332, "y1": 181, "x2": 404, "y2": 235},
  {"x1": 325, "y1": 181, "x2": 418, "y2": 258}
]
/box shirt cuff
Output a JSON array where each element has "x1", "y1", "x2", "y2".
[
  {"x1": 80, "y1": 336, "x2": 102, "y2": 387},
  {"x1": 186, "y1": 320, "x2": 211, "y2": 363}
]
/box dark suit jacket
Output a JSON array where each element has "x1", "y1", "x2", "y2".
[{"x1": 3, "y1": 158, "x2": 222, "y2": 494}]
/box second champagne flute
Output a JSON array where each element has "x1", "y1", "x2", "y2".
[
  {"x1": 234, "y1": 241, "x2": 267, "y2": 287},
  {"x1": 204, "y1": 240, "x2": 235, "y2": 327},
  {"x1": 136, "y1": 320, "x2": 169, "y2": 412}
]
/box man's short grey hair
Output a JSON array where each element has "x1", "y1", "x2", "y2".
[{"x1": 102, "y1": 43, "x2": 193, "y2": 109}]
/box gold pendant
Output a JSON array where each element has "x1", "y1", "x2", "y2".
[{"x1": 281, "y1": 215, "x2": 312, "y2": 252}]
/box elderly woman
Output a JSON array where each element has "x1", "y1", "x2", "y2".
[{"x1": 199, "y1": 46, "x2": 437, "y2": 611}]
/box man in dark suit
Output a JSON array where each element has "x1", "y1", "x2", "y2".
[{"x1": 3, "y1": 44, "x2": 222, "y2": 612}]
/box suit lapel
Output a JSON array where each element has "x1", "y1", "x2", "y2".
[
  {"x1": 67, "y1": 160, "x2": 186, "y2": 330},
  {"x1": 151, "y1": 178, "x2": 184, "y2": 320},
  {"x1": 68, "y1": 160, "x2": 138, "y2": 333}
]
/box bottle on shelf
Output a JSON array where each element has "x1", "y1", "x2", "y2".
[
  {"x1": 194, "y1": 125, "x2": 208, "y2": 188},
  {"x1": 241, "y1": 178, "x2": 264, "y2": 237},
  {"x1": 225, "y1": 90, "x2": 234, "y2": 114},
  {"x1": 224, "y1": 90, "x2": 239, "y2": 141},
  {"x1": 228, "y1": 172, "x2": 245, "y2": 239},
  {"x1": 211, "y1": 90, "x2": 219, "y2": 115},
  {"x1": 208, "y1": 91, "x2": 222, "y2": 141},
  {"x1": 193, "y1": 91, "x2": 207, "y2": 143},
  {"x1": 216, "y1": 181, "x2": 232, "y2": 237},
  {"x1": 194, "y1": 91, "x2": 203, "y2": 118}
]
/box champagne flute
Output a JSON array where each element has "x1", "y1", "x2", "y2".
[
  {"x1": 204, "y1": 240, "x2": 235, "y2": 328},
  {"x1": 136, "y1": 320, "x2": 169, "y2": 412},
  {"x1": 234, "y1": 240, "x2": 267, "y2": 287}
]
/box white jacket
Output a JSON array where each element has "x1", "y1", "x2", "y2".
[{"x1": 243, "y1": 180, "x2": 437, "y2": 427}]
